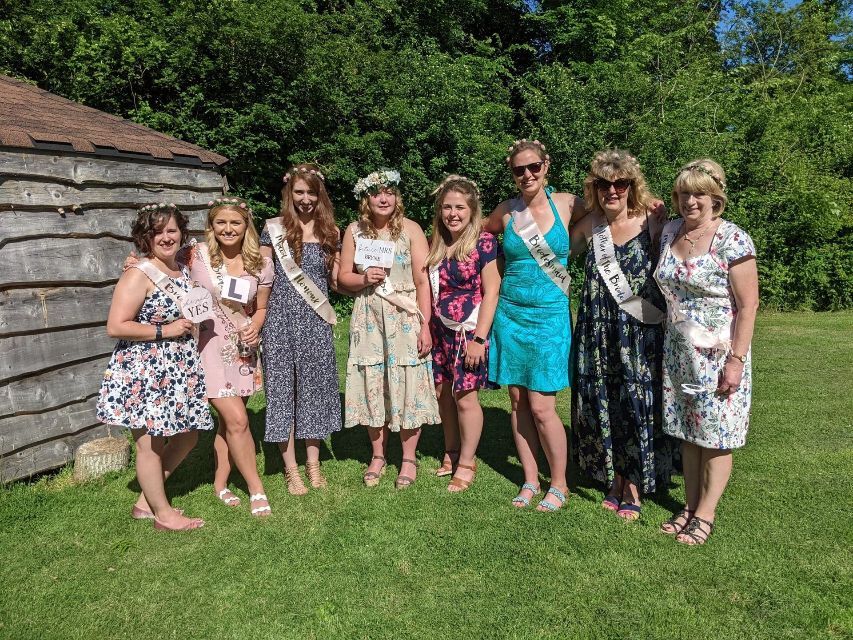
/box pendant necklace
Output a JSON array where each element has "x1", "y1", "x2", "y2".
[{"x1": 682, "y1": 221, "x2": 716, "y2": 255}]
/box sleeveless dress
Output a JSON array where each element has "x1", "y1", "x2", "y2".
[
  {"x1": 571, "y1": 227, "x2": 676, "y2": 493},
  {"x1": 97, "y1": 265, "x2": 213, "y2": 436},
  {"x1": 654, "y1": 220, "x2": 756, "y2": 449},
  {"x1": 188, "y1": 245, "x2": 274, "y2": 398},
  {"x1": 260, "y1": 227, "x2": 342, "y2": 442},
  {"x1": 489, "y1": 194, "x2": 571, "y2": 392},
  {"x1": 429, "y1": 232, "x2": 501, "y2": 393},
  {"x1": 345, "y1": 225, "x2": 440, "y2": 431}
]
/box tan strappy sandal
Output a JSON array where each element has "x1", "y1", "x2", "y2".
[
  {"x1": 435, "y1": 449, "x2": 459, "y2": 477},
  {"x1": 395, "y1": 458, "x2": 419, "y2": 490},
  {"x1": 284, "y1": 465, "x2": 308, "y2": 496},
  {"x1": 363, "y1": 455, "x2": 387, "y2": 487},
  {"x1": 447, "y1": 462, "x2": 477, "y2": 493},
  {"x1": 305, "y1": 460, "x2": 328, "y2": 489}
]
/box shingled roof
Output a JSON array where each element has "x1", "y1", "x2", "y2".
[{"x1": 0, "y1": 75, "x2": 228, "y2": 166}]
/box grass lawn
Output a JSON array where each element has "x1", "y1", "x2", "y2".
[{"x1": 1, "y1": 311, "x2": 851, "y2": 640}]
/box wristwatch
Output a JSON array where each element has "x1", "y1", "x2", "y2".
[
  {"x1": 728, "y1": 351, "x2": 746, "y2": 363},
  {"x1": 472, "y1": 335, "x2": 486, "y2": 345}
]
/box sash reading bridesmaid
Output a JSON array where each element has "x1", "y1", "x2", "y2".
[
  {"x1": 339, "y1": 168, "x2": 440, "y2": 489},
  {"x1": 484, "y1": 139, "x2": 587, "y2": 512},
  {"x1": 98, "y1": 204, "x2": 212, "y2": 531},
  {"x1": 260, "y1": 164, "x2": 342, "y2": 494},
  {"x1": 426, "y1": 175, "x2": 501, "y2": 492}
]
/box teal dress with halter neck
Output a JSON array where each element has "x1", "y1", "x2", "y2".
[{"x1": 488, "y1": 190, "x2": 572, "y2": 392}]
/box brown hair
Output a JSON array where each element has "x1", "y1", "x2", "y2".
[
  {"x1": 205, "y1": 197, "x2": 263, "y2": 275},
  {"x1": 279, "y1": 163, "x2": 338, "y2": 272},
  {"x1": 131, "y1": 204, "x2": 188, "y2": 256},
  {"x1": 357, "y1": 186, "x2": 405, "y2": 241},
  {"x1": 582, "y1": 148, "x2": 657, "y2": 219}
]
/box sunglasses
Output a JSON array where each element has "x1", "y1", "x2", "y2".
[
  {"x1": 511, "y1": 161, "x2": 546, "y2": 178},
  {"x1": 594, "y1": 178, "x2": 632, "y2": 193}
]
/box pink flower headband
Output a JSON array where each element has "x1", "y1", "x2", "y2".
[
  {"x1": 283, "y1": 166, "x2": 326, "y2": 183},
  {"x1": 207, "y1": 196, "x2": 252, "y2": 215}
]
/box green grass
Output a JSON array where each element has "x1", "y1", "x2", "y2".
[{"x1": 1, "y1": 312, "x2": 851, "y2": 640}]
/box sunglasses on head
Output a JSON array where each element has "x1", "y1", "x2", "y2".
[
  {"x1": 511, "y1": 161, "x2": 546, "y2": 178},
  {"x1": 594, "y1": 178, "x2": 632, "y2": 193}
]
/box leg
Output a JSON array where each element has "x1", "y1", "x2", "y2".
[
  {"x1": 527, "y1": 390, "x2": 569, "y2": 512},
  {"x1": 448, "y1": 389, "x2": 482, "y2": 491},
  {"x1": 305, "y1": 439, "x2": 327, "y2": 488},
  {"x1": 662, "y1": 441, "x2": 701, "y2": 534},
  {"x1": 509, "y1": 386, "x2": 541, "y2": 507},
  {"x1": 278, "y1": 427, "x2": 307, "y2": 496},
  {"x1": 364, "y1": 425, "x2": 390, "y2": 486},
  {"x1": 210, "y1": 397, "x2": 269, "y2": 515},
  {"x1": 396, "y1": 427, "x2": 422, "y2": 489},
  {"x1": 132, "y1": 431, "x2": 202, "y2": 529},
  {"x1": 134, "y1": 430, "x2": 199, "y2": 512},
  {"x1": 435, "y1": 382, "x2": 461, "y2": 476},
  {"x1": 212, "y1": 413, "x2": 234, "y2": 497}
]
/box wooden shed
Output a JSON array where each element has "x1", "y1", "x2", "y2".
[{"x1": 0, "y1": 75, "x2": 228, "y2": 482}]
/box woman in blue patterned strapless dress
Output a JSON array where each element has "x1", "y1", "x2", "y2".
[{"x1": 485, "y1": 139, "x2": 589, "y2": 512}]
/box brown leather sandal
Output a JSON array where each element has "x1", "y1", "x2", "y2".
[
  {"x1": 435, "y1": 449, "x2": 459, "y2": 477},
  {"x1": 284, "y1": 465, "x2": 308, "y2": 496},
  {"x1": 305, "y1": 460, "x2": 328, "y2": 489},
  {"x1": 395, "y1": 457, "x2": 419, "y2": 490},
  {"x1": 676, "y1": 516, "x2": 715, "y2": 545},
  {"x1": 363, "y1": 455, "x2": 387, "y2": 487},
  {"x1": 660, "y1": 508, "x2": 694, "y2": 535},
  {"x1": 447, "y1": 462, "x2": 477, "y2": 493}
]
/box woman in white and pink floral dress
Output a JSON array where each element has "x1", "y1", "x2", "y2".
[{"x1": 654, "y1": 159, "x2": 759, "y2": 545}]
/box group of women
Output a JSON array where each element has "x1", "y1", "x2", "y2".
[{"x1": 97, "y1": 141, "x2": 758, "y2": 546}]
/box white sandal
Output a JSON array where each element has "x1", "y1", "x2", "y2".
[
  {"x1": 250, "y1": 493, "x2": 271, "y2": 517},
  {"x1": 216, "y1": 488, "x2": 241, "y2": 507}
]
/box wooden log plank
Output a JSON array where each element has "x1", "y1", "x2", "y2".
[
  {"x1": 0, "y1": 286, "x2": 113, "y2": 335},
  {"x1": 0, "y1": 236, "x2": 132, "y2": 287},
  {"x1": 0, "y1": 356, "x2": 109, "y2": 416},
  {"x1": 0, "y1": 423, "x2": 113, "y2": 482},
  {"x1": 0, "y1": 325, "x2": 113, "y2": 382},
  {"x1": 0, "y1": 208, "x2": 207, "y2": 245},
  {"x1": 0, "y1": 180, "x2": 220, "y2": 210},
  {"x1": 0, "y1": 396, "x2": 101, "y2": 455},
  {"x1": 0, "y1": 150, "x2": 225, "y2": 189}
]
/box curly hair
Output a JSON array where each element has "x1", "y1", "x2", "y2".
[
  {"x1": 131, "y1": 204, "x2": 188, "y2": 256},
  {"x1": 280, "y1": 163, "x2": 339, "y2": 272},
  {"x1": 426, "y1": 176, "x2": 483, "y2": 268},
  {"x1": 205, "y1": 198, "x2": 263, "y2": 276},
  {"x1": 582, "y1": 148, "x2": 657, "y2": 219},
  {"x1": 672, "y1": 158, "x2": 728, "y2": 217},
  {"x1": 357, "y1": 186, "x2": 405, "y2": 241}
]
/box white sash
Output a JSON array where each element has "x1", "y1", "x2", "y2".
[
  {"x1": 428, "y1": 264, "x2": 480, "y2": 332},
  {"x1": 511, "y1": 198, "x2": 571, "y2": 297},
  {"x1": 353, "y1": 226, "x2": 421, "y2": 318},
  {"x1": 591, "y1": 223, "x2": 665, "y2": 324},
  {"x1": 135, "y1": 260, "x2": 189, "y2": 308},
  {"x1": 192, "y1": 242, "x2": 252, "y2": 331},
  {"x1": 656, "y1": 221, "x2": 731, "y2": 350},
  {"x1": 266, "y1": 219, "x2": 337, "y2": 325}
]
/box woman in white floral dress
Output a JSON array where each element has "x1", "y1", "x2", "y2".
[{"x1": 654, "y1": 159, "x2": 759, "y2": 545}]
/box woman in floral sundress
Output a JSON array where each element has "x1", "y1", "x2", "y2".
[{"x1": 654, "y1": 159, "x2": 759, "y2": 545}]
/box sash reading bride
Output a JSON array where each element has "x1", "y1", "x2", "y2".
[
  {"x1": 266, "y1": 219, "x2": 337, "y2": 325},
  {"x1": 510, "y1": 189, "x2": 571, "y2": 297}
]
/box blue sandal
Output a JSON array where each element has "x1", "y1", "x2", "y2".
[
  {"x1": 617, "y1": 502, "x2": 642, "y2": 520},
  {"x1": 537, "y1": 487, "x2": 568, "y2": 512},
  {"x1": 511, "y1": 482, "x2": 540, "y2": 507}
]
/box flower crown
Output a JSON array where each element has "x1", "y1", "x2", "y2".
[
  {"x1": 283, "y1": 166, "x2": 326, "y2": 184},
  {"x1": 138, "y1": 202, "x2": 179, "y2": 214},
  {"x1": 207, "y1": 196, "x2": 252, "y2": 215},
  {"x1": 684, "y1": 164, "x2": 727, "y2": 192},
  {"x1": 505, "y1": 138, "x2": 550, "y2": 164},
  {"x1": 431, "y1": 174, "x2": 480, "y2": 198},
  {"x1": 353, "y1": 168, "x2": 401, "y2": 200}
]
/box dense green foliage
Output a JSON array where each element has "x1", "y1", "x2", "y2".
[{"x1": 1, "y1": 0, "x2": 850, "y2": 308}]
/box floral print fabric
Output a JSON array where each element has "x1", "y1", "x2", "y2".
[
  {"x1": 345, "y1": 226, "x2": 440, "y2": 431},
  {"x1": 655, "y1": 219, "x2": 756, "y2": 449},
  {"x1": 97, "y1": 266, "x2": 212, "y2": 436},
  {"x1": 430, "y1": 232, "x2": 500, "y2": 393},
  {"x1": 572, "y1": 228, "x2": 676, "y2": 494}
]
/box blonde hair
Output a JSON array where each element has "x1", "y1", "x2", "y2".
[
  {"x1": 357, "y1": 186, "x2": 405, "y2": 240},
  {"x1": 205, "y1": 199, "x2": 263, "y2": 275},
  {"x1": 426, "y1": 176, "x2": 483, "y2": 267},
  {"x1": 583, "y1": 148, "x2": 657, "y2": 219},
  {"x1": 672, "y1": 158, "x2": 728, "y2": 217}
]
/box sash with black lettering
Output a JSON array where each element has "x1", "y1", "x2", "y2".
[
  {"x1": 192, "y1": 241, "x2": 252, "y2": 332},
  {"x1": 510, "y1": 198, "x2": 571, "y2": 297}
]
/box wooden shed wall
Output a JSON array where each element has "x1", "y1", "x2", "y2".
[{"x1": 0, "y1": 148, "x2": 225, "y2": 482}]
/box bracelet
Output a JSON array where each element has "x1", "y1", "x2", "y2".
[{"x1": 155, "y1": 324, "x2": 162, "y2": 341}]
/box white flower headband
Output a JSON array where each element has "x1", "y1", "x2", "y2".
[
  {"x1": 431, "y1": 174, "x2": 480, "y2": 198},
  {"x1": 138, "y1": 202, "x2": 178, "y2": 214},
  {"x1": 505, "y1": 138, "x2": 550, "y2": 164},
  {"x1": 283, "y1": 166, "x2": 325, "y2": 183},
  {"x1": 207, "y1": 196, "x2": 252, "y2": 215},
  {"x1": 353, "y1": 168, "x2": 402, "y2": 200}
]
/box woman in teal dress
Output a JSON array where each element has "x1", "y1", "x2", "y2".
[{"x1": 485, "y1": 139, "x2": 588, "y2": 512}]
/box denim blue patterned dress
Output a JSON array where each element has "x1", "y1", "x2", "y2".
[
  {"x1": 571, "y1": 228, "x2": 676, "y2": 493},
  {"x1": 489, "y1": 193, "x2": 571, "y2": 392}
]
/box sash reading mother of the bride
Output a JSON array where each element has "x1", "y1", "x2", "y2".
[
  {"x1": 656, "y1": 221, "x2": 731, "y2": 350},
  {"x1": 353, "y1": 226, "x2": 421, "y2": 318},
  {"x1": 511, "y1": 196, "x2": 571, "y2": 297},
  {"x1": 428, "y1": 265, "x2": 479, "y2": 332},
  {"x1": 591, "y1": 223, "x2": 665, "y2": 324},
  {"x1": 266, "y1": 219, "x2": 337, "y2": 325}
]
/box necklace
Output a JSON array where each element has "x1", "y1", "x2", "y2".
[{"x1": 681, "y1": 221, "x2": 716, "y2": 255}]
